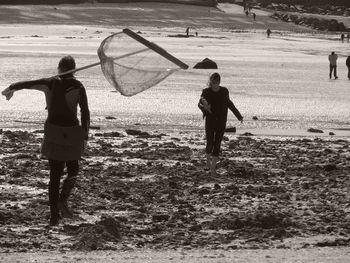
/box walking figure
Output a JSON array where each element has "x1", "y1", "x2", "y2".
[
  {"x1": 2, "y1": 56, "x2": 90, "y2": 226},
  {"x1": 328, "y1": 51, "x2": 338, "y2": 79},
  {"x1": 346, "y1": 56, "x2": 350, "y2": 80},
  {"x1": 198, "y1": 73, "x2": 243, "y2": 176},
  {"x1": 341, "y1": 33, "x2": 345, "y2": 43},
  {"x1": 266, "y1": 28, "x2": 271, "y2": 38}
]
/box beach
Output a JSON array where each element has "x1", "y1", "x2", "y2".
[{"x1": 0, "y1": 2, "x2": 350, "y2": 262}]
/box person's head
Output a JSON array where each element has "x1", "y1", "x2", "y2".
[
  {"x1": 208, "y1": 72, "x2": 221, "y2": 91},
  {"x1": 58, "y1": 55, "x2": 76, "y2": 74},
  {"x1": 331, "y1": 51, "x2": 335, "y2": 55}
]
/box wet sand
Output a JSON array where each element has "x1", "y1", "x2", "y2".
[{"x1": 0, "y1": 129, "x2": 349, "y2": 258}]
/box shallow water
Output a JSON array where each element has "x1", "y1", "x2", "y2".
[{"x1": 0, "y1": 31, "x2": 349, "y2": 135}]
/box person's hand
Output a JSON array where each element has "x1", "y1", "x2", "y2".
[
  {"x1": 2, "y1": 87, "x2": 14, "y2": 101},
  {"x1": 200, "y1": 97, "x2": 212, "y2": 113},
  {"x1": 240, "y1": 118, "x2": 244, "y2": 124}
]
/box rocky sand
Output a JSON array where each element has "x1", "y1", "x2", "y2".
[{"x1": 0, "y1": 128, "x2": 349, "y2": 255}]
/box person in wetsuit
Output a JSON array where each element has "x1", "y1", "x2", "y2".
[
  {"x1": 346, "y1": 56, "x2": 350, "y2": 80},
  {"x1": 198, "y1": 72, "x2": 243, "y2": 176},
  {"x1": 328, "y1": 51, "x2": 338, "y2": 79},
  {"x1": 2, "y1": 56, "x2": 90, "y2": 226}
]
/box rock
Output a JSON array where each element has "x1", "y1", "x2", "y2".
[
  {"x1": 95, "y1": 131, "x2": 122, "y2": 137},
  {"x1": 214, "y1": 183, "x2": 221, "y2": 190},
  {"x1": 324, "y1": 164, "x2": 337, "y2": 171},
  {"x1": 329, "y1": 132, "x2": 335, "y2": 136},
  {"x1": 152, "y1": 214, "x2": 170, "y2": 222},
  {"x1": 105, "y1": 116, "x2": 116, "y2": 120},
  {"x1": 99, "y1": 215, "x2": 121, "y2": 239},
  {"x1": 252, "y1": 116, "x2": 258, "y2": 120},
  {"x1": 125, "y1": 129, "x2": 150, "y2": 137},
  {"x1": 225, "y1": 127, "x2": 236, "y2": 133},
  {"x1": 193, "y1": 58, "x2": 218, "y2": 69},
  {"x1": 189, "y1": 224, "x2": 202, "y2": 232},
  {"x1": 307, "y1": 128, "x2": 323, "y2": 133}
]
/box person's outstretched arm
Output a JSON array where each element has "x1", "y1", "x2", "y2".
[
  {"x1": 9, "y1": 78, "x2": 51, "y2": 92},
  {"x1": 2, "y1": 78, "x2": 51, "y2": 100}
]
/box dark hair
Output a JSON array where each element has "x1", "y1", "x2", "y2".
[
  {"x1": 209, "y1": 72, "x2": 221, "y2": 84},
  {"x1": 58, "y1": 55, "x2": 76, "y2": 71}
]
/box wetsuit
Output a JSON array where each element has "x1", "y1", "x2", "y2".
[
  {"x1": 328, "y1": 54, "x2": 338, "y2": 79},
  {"x1": 346, "y1": 57, "x2": 350, "y2": 80},
  {"x1": 198, "y1": 86, "x2": 242, "y2": 157},
  {"x1": 9, "y1": 74, "x2": 90, "y2": 223}
]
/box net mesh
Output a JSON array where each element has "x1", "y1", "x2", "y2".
[{"x1": 97, "y1": 31, "x2": 182, "y2": 96}]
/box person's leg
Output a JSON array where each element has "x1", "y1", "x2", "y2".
[
  {"x1": 48, "y1": 159, "x2": 65, "y2": 225},
  {"x1": 58, "y1": 160, "x2": 79, "y2": 218},
  {"x1": 205, "y1": 120, "x2": 215, "y2": 170},
  {"x1": 211, "y1": 128, "x2": 225, "y2": 175},
  {"x1": 329, "y1": 65, "x2": 333, "y2": 79},
  {"x1": 334, "y1": 66, "x2": 338, "y2": 79},
  {"x1": 348, "y1": 66, "x2": 350, "y2": 79}
]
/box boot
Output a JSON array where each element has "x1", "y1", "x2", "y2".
[
  {"x1": 58, "y1": 176, "x2": 77, "y2": 218},
  {"x1": 205, "y1": 154, "x2": 212, "y2": 171},
  {"x1": 49, "y1": 206, "x2": 60, "y2": 226},
  {"x1": 58, "y1": 200, "x2": 73, "y2": 218},
  {"x1": 211, "y1": 156, "x2": 219, "y2": 176}
]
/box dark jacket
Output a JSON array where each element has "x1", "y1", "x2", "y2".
[{"x1": 198, "y1": 86, "x2": 243, "y2": 124}]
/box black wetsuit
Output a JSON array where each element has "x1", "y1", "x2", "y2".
[
  {"x1": 346, "y1": 57, "x2": 350, "y2": 79},
  {"x1": 198, "y1": 86, "x2": 242, "y2": 157},
  {"x1": 9, "y1": 75, "x2": 90, "y2": 223}
]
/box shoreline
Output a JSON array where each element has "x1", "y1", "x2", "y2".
[{"x1": 1, "y1": 124, "x2": 350, "y2": 138}]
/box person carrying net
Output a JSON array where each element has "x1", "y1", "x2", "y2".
[
  {"x1": 2, "y1": 29, "x2": 188, "y2": 225},
  {"x1": 2, "y1": 56, "x2": 90, "y2": 226}
]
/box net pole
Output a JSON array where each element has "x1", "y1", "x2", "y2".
[
  {"x1": 123, "y1": 28, "x2": 189, "y2": 70},
  {"x1": 54, "y1": 48, "x2": 149, "y2": 77}
]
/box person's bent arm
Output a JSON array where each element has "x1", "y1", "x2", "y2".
[
  {"x1": 79, "y1": 86, "x2": 90, "y2": 139},
  {"x1": 227, "y1": 91, "x2": 243, "y2": 121}
]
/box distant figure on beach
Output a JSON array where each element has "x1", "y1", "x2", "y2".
[
  {"x1": 347, "y1": 33, "x2": 350, "y2": 43},
  {"x1": 253, "y1": 13, "x2": 256, "y2": 20},
  {"x1": 341, "y1": 33, "x2": 345, "y2": 43},
  {"x1": 186, "y1": 27, "x2": 190, "y2": 37},
  {"x1": 1, "y1": 55, "x2": 90, "y2": 226},
  {"x1": 198, "y1": 73, "x2": 243, "y2": 176},
  {"x1": 266, "y1": 28, "x2": 271, "y2": 38},
  {"x1": 346, "y1": 56, "x2": 350, "y2": 79},
  {"x1": 328, "y1": 51, "x2": 338, "y2": 79},
  {"x1": 245, "y1": 10, "x2": 249, "y2": 16}
]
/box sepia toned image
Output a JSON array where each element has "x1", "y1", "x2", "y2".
[{"x1": 0, "y1": 0, "x2": 349, "y2": 262}]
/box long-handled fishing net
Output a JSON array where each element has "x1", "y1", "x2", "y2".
[
  {"x1": 62, "y1": 28, "x2": 188, "y2": 96},
  {"x1": 2, "y1": 28, "x2": 188, "y2": 99}
]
